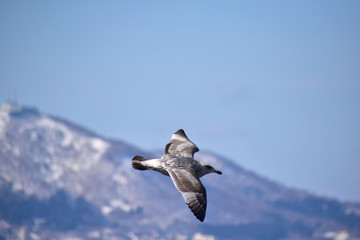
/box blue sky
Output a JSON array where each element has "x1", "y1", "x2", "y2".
[{"x1": 1, "y1": 1, "x2": 359, "y2": 201}]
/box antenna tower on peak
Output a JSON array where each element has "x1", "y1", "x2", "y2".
[{"x1": 7, "y1": 89, "x2": 18, "y2": 106}]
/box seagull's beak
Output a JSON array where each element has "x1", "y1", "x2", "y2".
[{"x1": 215, "y1": 169, "x2": 222, "y2": 175}]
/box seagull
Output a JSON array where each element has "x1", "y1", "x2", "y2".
[{"x1": 131, "y1": 129, "x2": 222, "y2": 222}]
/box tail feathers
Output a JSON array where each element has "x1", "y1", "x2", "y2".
[
  {"x1": 132, "y1": 155, "x2": 150, "y2": 170},
  {"x1": 132, "y1": 155, "x2": 150, "y2": 161}
]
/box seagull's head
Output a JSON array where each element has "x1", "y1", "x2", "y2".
[{"x1": 203, "y1": 164, "x2": 222, "y2": 175}]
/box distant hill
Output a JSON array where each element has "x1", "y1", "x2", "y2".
[{"x1": 0, "y1": 103, "x2": 359, "y2": 240}]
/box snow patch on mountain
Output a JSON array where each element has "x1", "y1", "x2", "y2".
[
  {"x1": 34, "y1": 116, "x2": 109, "y2": 172},
  {"x1": 35, "y1": 116, "x2": 110, "y2": 163},
  {"x1": 36, "y1": 117, "x2": 75, "y2": 147},
  {"x1": 0, "y1": 104, "x2": 11, "y2": 139},
  {"x1": 101, "y1": 199, "x2": 134, "y2": 215}
]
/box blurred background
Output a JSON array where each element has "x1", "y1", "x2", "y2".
[{"x1": 1, "y1": 0, "x2": 359, "y2": 202}]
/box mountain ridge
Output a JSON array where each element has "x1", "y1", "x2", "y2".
[{"x1": 0, "y1": 103, "x2": 359, "y2": 240}]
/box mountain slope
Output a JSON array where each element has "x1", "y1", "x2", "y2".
[{"x1": 0, "y1": 103, "x2": 359, "y2": 240}]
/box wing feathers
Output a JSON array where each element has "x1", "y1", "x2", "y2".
[
  {"x1": 164, "y1": 129, "x2": 199, "y2": 157},
  {"x1": 172, "y1": 129, "x2": 189, "y2": 140},
  {"x1": 166, "y1": 168, "x2": 207, "y2": 222}
]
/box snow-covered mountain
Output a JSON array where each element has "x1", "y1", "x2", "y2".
[{"x1": 0, "y1": 103, "x2": 359, "y2": 240}]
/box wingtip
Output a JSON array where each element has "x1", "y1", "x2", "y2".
[
  {"x1": 197, "y1": 215, "x2": 205, "y2": 222},
  {"x1": 187, "y1": 200, "x2": 206, "y2": 222},
  {"x1": 173, "y1": 129, "x2": 189, "y2": 139},
  {"x1": 195, "y1": 209, "x2": 206, "y2": 222},
  {"x1": 174, "y1": 129, "x2": 186, "y2": 135}
]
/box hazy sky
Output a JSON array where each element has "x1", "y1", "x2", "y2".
[{"x1": 1, "y1": 1, "x2": 359, "y2": 201}]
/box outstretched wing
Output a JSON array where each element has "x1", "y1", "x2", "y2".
[
  {"x1": 164, "y1": 129, "x2": 199, "y2": 157},
  {"x1": 165, "y1": 167, "x2": 207, "y2": 222}
]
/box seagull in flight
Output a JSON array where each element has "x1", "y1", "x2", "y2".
[{"x1": 132, "y1": 129, "x2": 222, "y2": 222}]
